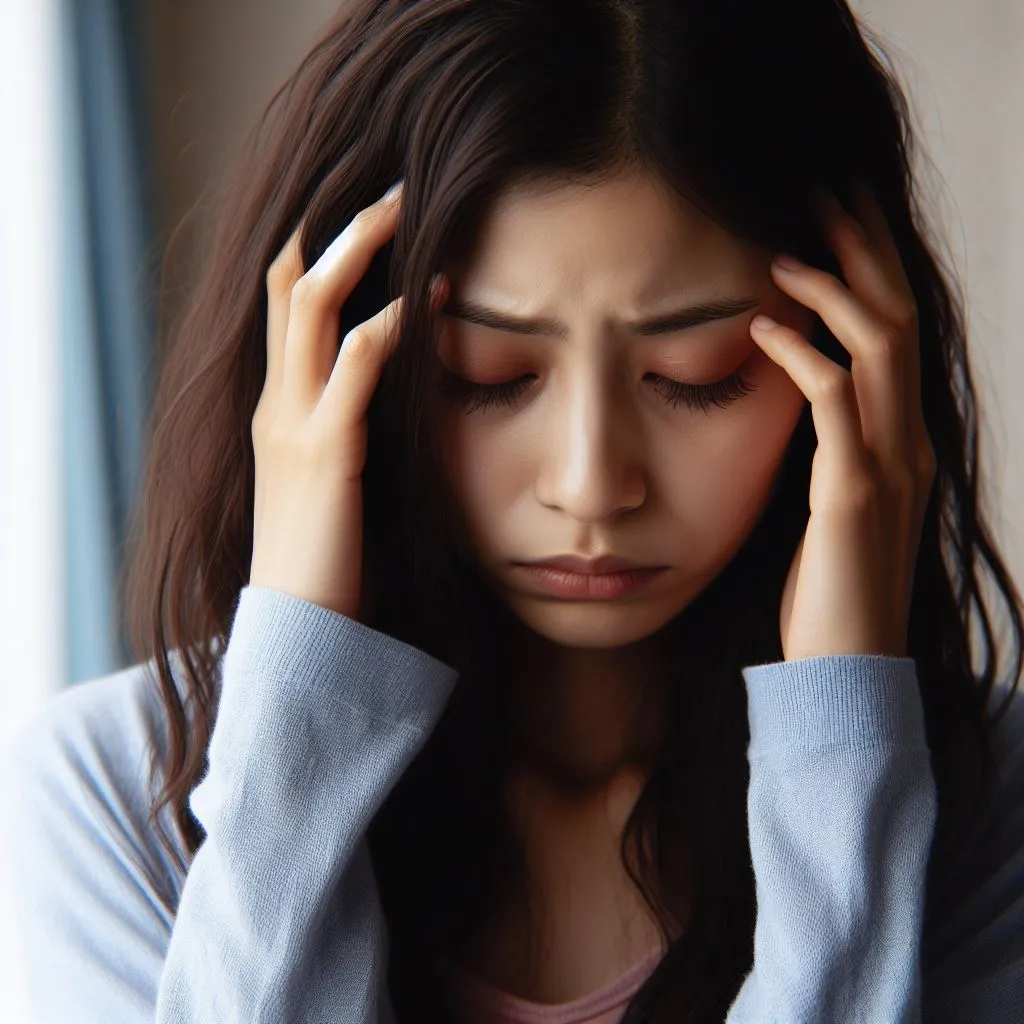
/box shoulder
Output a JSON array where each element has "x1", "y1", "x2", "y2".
[
  {"x1": 3, "y1": 650, "x2": 211, "y2": 915},
  {"x1": 921, "y1": 682, "x2": 1024, "y2": 1018},
  {"x1": 1, "y1": 651, "x2": 224, "y2": 1018}
]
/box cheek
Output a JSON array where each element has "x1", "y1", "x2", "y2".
[
  {"x1": 657, "y1": 351, "x2": 805, "y2": 543},
  {"x1": 438, "y1": 415, "x2": 532, "y2": 537}
]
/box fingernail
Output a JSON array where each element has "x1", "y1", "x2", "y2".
[
  {"x1": 751, "y1": 314, "x2": 777, "y2": 331},
  {"x1": 772, "y1": 252, "x2": 804, "y2": 272},
  {"x1": 383, "y1": 180, "x2": 404, "y2": 203}
]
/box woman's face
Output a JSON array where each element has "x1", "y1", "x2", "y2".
[{"x1": 432, "y1": 169, "x2": 813, "y2": 650}]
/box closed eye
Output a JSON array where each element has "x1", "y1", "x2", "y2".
[{"x1": 437, "y1": 367, "x2": 757, "y2": 415}]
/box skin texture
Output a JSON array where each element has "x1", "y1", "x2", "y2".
[
  {"x1": 434, "y1": 169, "x2": 813, "y2": 788},
  {"x1": 432, "y1": 170, "x2": 815, "y2": 997}
]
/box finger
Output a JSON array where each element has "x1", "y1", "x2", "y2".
[
  {"x1": 320, "y1": 272, "x2": 448, "y2": 439},
  {"x1": 318, "y1": 294, "x2": 405, "y2": 462},
  {"x1": 848, "y1": 180, "x2": 913, "y2": 299},
  {"x1": 749, "y1": 316, "x2": 873, "y2": 488},
  {"x1": 811, "y1": 190, "x2": 921, "y2": 472},
  {"x1": 813, "y1": 188, "x2": 916, "y2": 332},
  {"x1": 283, "y1": 184, "x2": 404, "y2": 403},
  {"x1": 264, "y1": 223, "x2": 306, "y2": 402},
  {"x1": 848, "y1": 179, "x2": 928, "y2": 449},
  {"x1": 770, "y1": 254, "x2": 908, "y2": 472},
  {"x1": 817, "y1": 184, "x2": 924, "y2": 432}
]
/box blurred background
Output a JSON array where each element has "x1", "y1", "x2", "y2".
[{"x1": 0, "y1": 0, "x2": 1022, "y2": 1016}]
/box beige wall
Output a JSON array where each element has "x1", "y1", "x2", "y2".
[
  {"x1": 145, "y1": 0, "x2": 342, "y2": 219},
  {"x1": 848, "y1": 0, "x2": 1024, "y2": 610},
  {"x1": 143, "y1": 0, "x2": 341, "y2": 316},
  {"x1": 142, "y1": 1, "x2": 1023, "y2": 595}
]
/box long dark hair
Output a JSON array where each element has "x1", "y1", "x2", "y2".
[{"x1": 121, "y1": 1, "x2": 1022, "y2": 1020}]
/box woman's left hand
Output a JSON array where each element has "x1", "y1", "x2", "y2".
[{"x1": 748, "y1": 181, "x2": 937, "y2": 661}]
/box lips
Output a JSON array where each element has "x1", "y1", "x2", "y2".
[
  {"x1": 520, "y1": 554, "x2": 664, "y2": 574},
  {"x1": 514, "y1": 562, "x2": 667, "y2": 600}
]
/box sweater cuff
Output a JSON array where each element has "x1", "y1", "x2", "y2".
[
  {"x1": 741, "y1": 654, "x2": 926, "y2": 758},
  {"x1": 222, "y1": 585, "x2": 460, "y2": 734}
]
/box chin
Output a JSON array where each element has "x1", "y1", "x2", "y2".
[{"x1": 502, "y1": 593, "x2": 690, "y2": 649}]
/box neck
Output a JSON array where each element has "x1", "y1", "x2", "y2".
[{"x1": 498, "y1": 617, "x2": 672, "y2": 797}]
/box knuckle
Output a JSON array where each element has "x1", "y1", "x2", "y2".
[
  {"x1": 341, "y1": 327, "x2": 371, "y2": 362},
  {"x1": 840, "y1": 219, "x2": 871, "y2": 252},
  {"x1": 251, "y1": 390, "x2": 273, "y2": 433},
  {"x1": 350, "y1": 207, "x2": 378, "y2": 231},
  {"x1": 289, "y1": 273, "x2": 322, "y2": 312},
  {"x1": 251, "y1": 406, "x2": 283, "y2": 450},
  {"x1": 251, "y1": 402, "x2": 266, "y2": 439},
  {"x1": 816, "y1": 368, "x2": 854, "y2": 405},
  {"x1": 266, "y1": 246, "x2": 302, "y2": 298},
  {"x1": 838, "y1": 474, "x2": 877, "y2": 513},
  {"x1": 266, "y1": 259, "x2": 291, "y2": 298},
  {"x1": 821, "y1": 274, "x2": 848, "y2": 305}
]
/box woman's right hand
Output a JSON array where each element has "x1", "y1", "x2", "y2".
[{"x1": 248, "y1": 182, "x2": 447, "y2": 621}]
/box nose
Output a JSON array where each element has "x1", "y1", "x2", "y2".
[{"x1": 534, "y1": 370, "x2": 647, "y2": 523}]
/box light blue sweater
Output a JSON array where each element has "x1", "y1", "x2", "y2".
[{"x1": 3, "y1": 586, "x2": 1023, "y2": 1022}]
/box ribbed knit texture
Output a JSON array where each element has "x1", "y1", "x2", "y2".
[{"x1": 4, "y1": 586, "x2": 1023, "y2": 1022}]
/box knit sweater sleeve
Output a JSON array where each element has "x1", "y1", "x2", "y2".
[
  {"x1": 3, "y1": 585, "x2": 460, "y2": 1023},
  {"x1": 725, "y1": 654, "x2": 938, "y2": 1023},
  {"x1": 6, "y1": 598, "x2": 1022, "y2": 1022}
]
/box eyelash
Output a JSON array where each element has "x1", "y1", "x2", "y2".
[{"x1": 438, "y1": 368, "x2": 758, "y2": 415}]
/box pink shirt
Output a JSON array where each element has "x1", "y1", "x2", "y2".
[{"x1": 449, "y1": 949, "x2": 664, "y2": 1024}]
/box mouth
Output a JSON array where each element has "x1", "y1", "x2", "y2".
[
  {"x1": 519, "y1": 554, "x2": 666, "y2": 575},
  {"x1": 513, "y1": 563, "x2": 667, "y2": 601}
]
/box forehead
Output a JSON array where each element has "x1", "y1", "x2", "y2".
[{"x1": 454, "y1": 170, "x2": 763, "y2": 304}]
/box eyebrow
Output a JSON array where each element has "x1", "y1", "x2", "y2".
[{"x1": 440, "y1": 295, "x2": 761, "y2": 338}]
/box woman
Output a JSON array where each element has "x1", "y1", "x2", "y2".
[{"x1": 6, "y1": 0, "x2": 1023, "y2": 1021}]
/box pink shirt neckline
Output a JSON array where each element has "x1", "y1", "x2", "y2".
[{"x1": 449, "y1": 947, "x2": 665, "y2": 1024}]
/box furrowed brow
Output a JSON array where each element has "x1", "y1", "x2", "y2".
[{"x1": 441, "y1": 296, "x2": 760, "y2": 338}]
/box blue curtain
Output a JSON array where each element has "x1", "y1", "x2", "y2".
[{"x1": 59, "y1": 0, "x2": 155, "y2": 685}]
